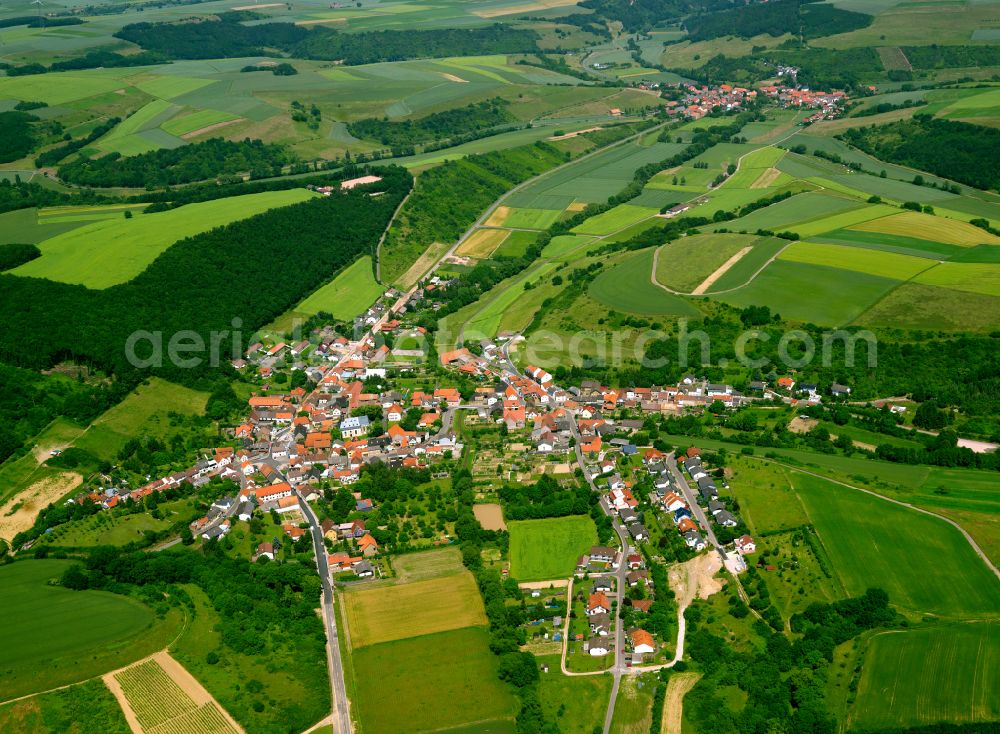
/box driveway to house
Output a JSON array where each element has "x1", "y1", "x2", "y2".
[{"x1": 298, "y1": 490, "x2": 353, "y2": 734}]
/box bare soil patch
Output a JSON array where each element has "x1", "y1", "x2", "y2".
[
  {"x1": 547, "y1": 126, "x2": 602, "y2": 141},
  {"x1": 0, "y1": 472, "x2": 82, "y2": 541},
  {"x1": 440, "y1": 73, "x2": 469, "y2": 83},
  {"x1": 750, "y1": 167, "x2": 782, "y2": 189},
  {"x1": 669, "y1": 553, "x2": 723, "y2": 608},
  {"x1": 788, "y1": 416, "x2": 818, "y2": 434},
  {"x1": 474, "y1": 503, "x2": 507, "y2": 531}
]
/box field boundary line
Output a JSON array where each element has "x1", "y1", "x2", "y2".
[
  {"x1": 691, "y1": 245, "x2": 753, "y2": 295},
  {"x1": 375, "y1": 188, "x2": 412, "y2": 283},
  {"x1": 759, "y1": 459, "x2": 1000, "y2": 582}
]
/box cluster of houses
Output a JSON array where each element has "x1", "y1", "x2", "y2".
[
  {"x1": 578, "y1": 549, "x2": 657, "y2": 661},
  {"x1": 657, "y1": 80, "x2": 848, "y2": 123}
]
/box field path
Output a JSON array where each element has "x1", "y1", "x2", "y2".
[
  {"x1": 660, "y1": 673, "x2": 701, "y2": 734},
  {"x1": 760, "y1": 460, "x2": 1000, "y2": 582},
  {"x1": 691, "y1": 246, "x2": 752, "y2": 295},
  {"x1": 375, "y1": 188, "x2": 413, "y2": 283}
]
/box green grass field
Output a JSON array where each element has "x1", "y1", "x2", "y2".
[
  {"x1": 589, "y1": 250, "x2": 701, "y2": 317},
  {"x1": 716, "y1": 260, "x2": 898, "y2": 326},
  {"x1": 849, "y1": 623, "x2": 999, "y2": 729},
  {"x1": 508, "y1": 515, "x2": 598, "y2": 581},
  {"x1": 778, "y1": 241, "x2": 933, "y2": 280},
  {"x1": 72, "y1": 378, "x2": 208, "y2": 461},
  {"x1": 350, "y1": 626, "x2": 517, "y2": 734},
  {"x1": 13, "y1": 190, "x2": 316, "y2": 288},
  {"x1": 855, "y1": 282, "x2": 1000, "y2": 332},
  {"x1": 295, "y1": 255, "x2": 384, "y2": 320},
  {"x1": 535, "y1": 654, "x2": 612, "y2": 734},
  {"x1": 161, "y1": 108, "x2": 241, "y2": 137},
  {"x1": 572, "y1": 204, "x2": 657, "y2": 236},
  {"x1": 790, "y1": 471, "x2": 1000, "y2": 619},
  {"x1": 0, "y1": 560, "x2": 178, "y2": 700},
  {"x1": 344, "y1": 573, "x2": 487, "y2": 648},
  {"x1": 655, "y1": 233, "x2": 758, "y2": 293},
  {"x1": 912, "y1": 262, "x2": 1000, "y2": 297}
]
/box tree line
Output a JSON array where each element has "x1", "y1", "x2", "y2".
[
  {"x1": 59, "y1": 137, "x2": 296, "y2": 188},
  {"x1": 347, "y1": 99, "x2": 518, "y2": 151},
  {"x1": 115, "y1": 13, "x2": 539, "y2": 64}
]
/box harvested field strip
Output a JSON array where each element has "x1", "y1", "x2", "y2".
[
  {"x1": 850, "y1": 211, "x2": 1000, "y2": 246},
  {"x1": 692, "y1": 246, "x2": 752, "y2": 294},
  {"x1": 778, "y1": 241, "x2": 932, "y2": 280},
  {"x1": 456, "y1": 228, "x2": 510, "y2": 258}
]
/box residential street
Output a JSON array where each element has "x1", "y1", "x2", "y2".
[
  {"x1": 667, "y1": 454, "x2": 726, "y2": 558},
  {"x1": 297, "y1": 489, "x2": 352, "y2": 734}
]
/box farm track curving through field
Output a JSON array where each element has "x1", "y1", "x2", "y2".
[{"x1": 758, "y1": 459, "x2": 1000, "y2": 582}]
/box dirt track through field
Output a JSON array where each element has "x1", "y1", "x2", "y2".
[
  {"x1": 0, "y1": 472, "x2": 82, "y2": 541},
  {"x1": 691, "y1": 246, "x2": 752, "y2": 295},
  {"x1": 660, "y1": 673, "x2": 701, "y2": 734},
  {"x1": 182, "y1": 118, "x2": 243, "y2": 139},
  {"x1": 440, "y1": 73, "x2": 469, "y2": 83},
  {"x1": 750, "y1": 167, "x2": 782, "y2": 189}
]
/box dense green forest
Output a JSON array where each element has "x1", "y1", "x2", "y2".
[
  {"x1": 684, "y1": 0, "x2": 871, "y2": 42},
  {"x1": 575, "y1": 0, "x2": 691, "y2": 32},
  {"x1": 0, "y1": 167, "x2": 410, "y2": 386},
  {"x1": 0, "y1": 243, "x2": 41, "y2": 271},
  {"x1": 115, "y1": 14, "x2": 539, "y2": 64},
  {"x1": 347, "y1": 99, "x2": 517, "y2": 149},
  {"x1": 0, "y1": 110, "x2": 37, "y2": 163},
  {"x1": 841, "y1": 116, "x2": 1000, "y2": 191},
  {"x1": 59, "y1": 138, "x2": 295, "y2": 187}
]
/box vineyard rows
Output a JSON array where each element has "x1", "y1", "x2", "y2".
[
  {"x1": 115, "y1": 659, "x2": 198, "y2": 730},
  {"x1": 149, "y1": 703, "x2": 240, "y2": 734}
]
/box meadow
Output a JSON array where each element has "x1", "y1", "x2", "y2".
[
  {"x1": 777, "y1": 241, "x2": 933, "y2": 280},
  {"x1": 72, "y1": 378, "x2": 209, "y2": 462},
  {"x1": 571, "y1": 204, "x2": 658, "y2": 236},
  {"x1": 0, "y1": 560, "x2": 178, "y2": 700},
  {"x1": 654, "y1": 233, "x2": 758, "y2": 293},
  {"x1": 589, "y1": 250, "x2": 701, "y2": 317},
  {"x1": 344, "y1": 572, "x2": 487, "y2": 648},
  {"x1": 789, "y1": 471, "x2": 1000, "y2": 619},
  {"x1": 717, "y1": 259, "x2": 898, "y2": 326},
  {"x1": 851, "y1": 210, "x2": 1000, "y2": 246},
  {"x1": 535, "y1": 654, "x2": 613, "y2": 734},
  {"x1": 508, "y1": 515, "x2": 597, "y2": 581},
  {"x1": 12, "y1": 190, "x2": 315, "y2": 288},
  {"x1": 912, "y1": 262, "x2": 1000, "y2": 297},
  {"x1": 294, "y1": 255, "x2": 384, "y2": 320},
  {"x1": 849, "y1": 622, "x2": 999, "y2": 729},
  {"x1": 350, "y1": 627, "x2": 518, "y2": 734}
]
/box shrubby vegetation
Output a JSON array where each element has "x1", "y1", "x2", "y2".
[
  {"x1": 841, "y1": 116, "x2": 1000, "y2": 191},
  {"x1": 499, "y1": 474, "x2": 593, "y2": 520},
  {"x1": 35, "y1": 117, "x2": 121, "y2": 168},
  {"x1": 0, "y1": 362, "x2": 126, "y2": 465},
  {"x1": 116, "y1": 14, "x2": 539, "y2": 64},
  {"x1": 59, "y1": 138, "x2": 296, "y2": 188},
  {"x1": 0, "y1": 168, "x2": 410, "y2": 388},
  {"x1": 903, "y1": 45, "x2": 1000, "y2": 69},
  {"x1": 685, "y1": 588, "x2": 896, "y2": 734}
]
